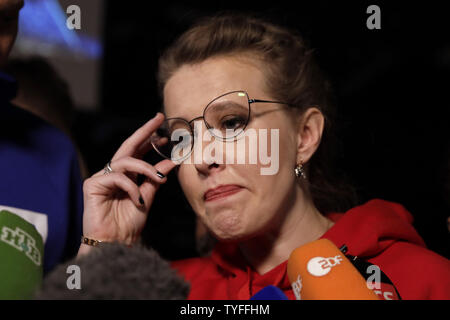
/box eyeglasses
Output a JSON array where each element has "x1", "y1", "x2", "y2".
[{"x1": 151, "y1": 90, "x2": 291, "y2": 161}]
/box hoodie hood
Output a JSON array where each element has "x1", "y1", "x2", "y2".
[{"x1": 323, "y1": 199, "x2": 426, "y2": 259}]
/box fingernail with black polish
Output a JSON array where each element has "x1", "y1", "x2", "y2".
[
  {"x1": 156, "y1": 171, "x2": 165, "y2": 179},
  {"x1": 139, "y1": 196, "x2": 145, "y2": 206}
]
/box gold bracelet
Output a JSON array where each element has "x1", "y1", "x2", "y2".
[{"x1": 81, "y1": 236, "x2": 104, "y2": 247}]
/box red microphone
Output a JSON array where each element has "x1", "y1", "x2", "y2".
[{"x1": 287, "y1": 239, "x2": 379, "y2": 300}]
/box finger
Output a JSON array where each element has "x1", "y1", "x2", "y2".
[
  {"x1": 139, "y1": 159, "x2": 177, "y2": 200},
  {"x1": 135, "y1": 133, "x2": 169, "y2": 159},
  {"x1": 151, "y1": 136, "x2": 169, "y2": 148},
  {"x1": 107, "y1": 157, "x2": 169, "y2": 184},
  {"x1": 87, "y1": 172, "x2": 143, "y2": 208},
  {"x1": 91, "y1": 165, "x2": 110, "y2": 178},
  {"x1": 112, "y1": 113, "x2": 165, "y2": 161},
  {"x1": 153, "y1": 158, "x2": 178, "y2": 176}
]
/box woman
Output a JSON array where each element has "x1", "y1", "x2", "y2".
[{"x1": 78, "y1": 14, "x2": 450, "y2": 299}]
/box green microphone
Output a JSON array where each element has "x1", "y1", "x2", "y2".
[{"x1": 0, "y1": 209, "x2": 44, "y2": 299}]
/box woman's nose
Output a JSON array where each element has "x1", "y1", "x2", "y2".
[
  {"x1": 194, "y1": 159, "x2": 223, "y2": 176},
  {"x1": 192, "y1": 121, "x2": 226, "y2": 176}
]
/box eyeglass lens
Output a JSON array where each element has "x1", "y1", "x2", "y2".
[{"x1": 151, "y1": 91, "x2": 250, "y2": 161}]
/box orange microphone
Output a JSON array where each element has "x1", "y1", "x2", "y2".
[{"x1": 287, "y1": 239, "x2": 379, "y2": 300}]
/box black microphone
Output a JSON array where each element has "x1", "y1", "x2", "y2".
[{"x1": 34, "y1": 242, "x2": 190, "y2": 299}]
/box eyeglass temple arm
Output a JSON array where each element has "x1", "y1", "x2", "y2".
[{"x1": 249, "y1": 98, "x2": 292, "y2": 106}]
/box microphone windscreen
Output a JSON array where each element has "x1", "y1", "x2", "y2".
[
  {"x1": 0, "y1": 210, "x2": 44, "y2": 299},
  {"x1": 34, "y1": 242, "x2": 190, "y2": 300},
  {"x1": 250, "y1": 285, "x2": 289, "y2": 300},
  {"x1": 287, "y1": 239, "x2": 379, "y2": 300}
]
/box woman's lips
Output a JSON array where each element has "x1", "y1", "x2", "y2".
[{"x1": 204, "y1": 185, "x2": 243, "y2": 202}]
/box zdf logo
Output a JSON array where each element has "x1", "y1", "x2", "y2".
[{"x1": 307, "y1": 255, "x2": 343, "y2": 277}]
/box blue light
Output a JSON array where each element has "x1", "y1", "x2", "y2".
[{"x1": 17, "y1": 0, "x2": 102, "y2": 59}]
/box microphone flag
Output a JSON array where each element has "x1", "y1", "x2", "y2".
[{"x1": 0, "y1": 210, "x2": 44, "y2": 299}]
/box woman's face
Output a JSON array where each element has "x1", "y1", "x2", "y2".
[{"x1": 163, "y1": 56, "x2": 302, "y2": 242}]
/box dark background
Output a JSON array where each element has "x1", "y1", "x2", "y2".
[{"x1": 71, "y1": 1, "x2": 449, "y2": 260}]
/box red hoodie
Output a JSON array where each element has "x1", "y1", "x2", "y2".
[{"x1": 171, "y1": 199, "x2": 450, "y2": 300}]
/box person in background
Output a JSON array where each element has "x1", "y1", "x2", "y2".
[
  {"x1": 4, "y1": 56, "x2": 89, "y2": 179},
  {"x1": 0, "y1": 0, "x2": 84, "y2": 274}
]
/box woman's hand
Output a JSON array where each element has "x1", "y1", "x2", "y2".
[{"x1": 80, "y1": 113, "x2": 177, "y2": 250}]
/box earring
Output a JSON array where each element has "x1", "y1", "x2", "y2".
[{"x1": 294, "y1": 160, "x2": 307, "y2": 179}]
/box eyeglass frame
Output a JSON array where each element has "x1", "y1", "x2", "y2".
[{"x1": 152, "y1": 90, "x2": 293, "y2": 160}]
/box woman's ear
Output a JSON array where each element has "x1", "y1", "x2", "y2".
[{"x1": 296, "y1": 107, "x2": 325, "y2": 164}]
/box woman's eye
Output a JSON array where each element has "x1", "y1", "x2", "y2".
[{"x1": 221, "y1": 116, "x2": 245, "y2": 130}]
